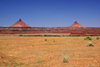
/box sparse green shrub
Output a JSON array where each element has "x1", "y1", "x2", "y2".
[
  {"x1": 35, "y1": 35, "x2": 38, "y2": 37},
  {"x1": 84, "y1": 36, "x2": 92, "y2": 40},
  {"x1": 54, "y1": 43, "x2": 57, "y2": 45},
  {"x1": 53, "y1": 40, "x2": 55, "y2": 42},
  {"x1": 37, "y1": 58, "x2": 43, "y2": 63},
  {"x1": 62, "y1": 55, "x2": 69, "y2": 63},
  {"x1": 45, "y1": 39, "x2": 47, "y2": 41},
  {"x1": 84, "y1": 38, "x2": 86, "y2": 40},
  {"x1": 96, "y1": 37, "x2": 99, "y2": 40},
  {"x1": 19, "y1": 34, "x2": 23, "y2": 36},
  {"x1": 69, "y1": 35, "x2": 71, "y2": 37},
  {"x1": 63, "y1": 35, "x2": 65, "y2": 37},
  {"x1": 44, "y1": 35, "x2": 47, "y2": 37},
  {"x1": 86, "y1": 42, "x2": 94, "y2": 47},
  {"x1": 2, "y1": 35, "x2": 5, "y2": 36}
]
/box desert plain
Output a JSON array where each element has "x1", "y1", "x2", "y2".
[{"x1": 0, "y1": 36, "x2": 100, "y2": 67}]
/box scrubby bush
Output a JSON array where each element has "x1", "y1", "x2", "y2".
[
  {"x1": 62, "y1": 55, "x2": 69, "y2": 63},
  {"x1": 44, "y1": 35, "x2": 47, "y2": 37},
  {"x1": 37, "y1": 58, "x2": 43, "y2": 63},
  {"x1": 45, "y1": 39, "x2": 47, "y2": 41},
  {"x1": 19, "y1": 34, "x2": 23, "y2": 36},
  {"x1": 84, "y1": 36, "x2": 92, "y2": 40},
  {"x1": 86, "y1": 42, "x2": 94, "y2": 47},
  {"x1": 96, "y1": 37, "x2": 99, "y2": 40},
  {"x1": 53, "y1": 40, "x2": 55, "y2": 42},
  {"x1": 35, "y1": 35, "x2": 38, "y2": 37}
]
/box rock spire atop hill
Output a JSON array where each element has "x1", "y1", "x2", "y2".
[
  {"x1": 69, "y1": 21, "x2": 83, "y2": 27},
  {"x1": 10, "y1": 19, "x2": 30, "y2": 27},
  {"x1": 19, "y1": 19, "x2": 22, "y2": 21}
]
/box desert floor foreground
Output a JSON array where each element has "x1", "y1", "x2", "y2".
[{"x1": 0, "y1": 36, "x2": 100, "y2": 67}]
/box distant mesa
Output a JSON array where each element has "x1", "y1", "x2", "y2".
[
  {"x1": 10, "y1": 19, "x2": 30, "y2": 27},
  {"x1": 69, "y1": 21, "x2": 84, "y2": 27}
]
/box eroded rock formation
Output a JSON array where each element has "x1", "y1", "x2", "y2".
[
  {"x1": 69, "y1": 21, "x2": 84, "y2": 27},
  {"x1": 0, "y1": 20, "x2": 100, "y2": 35},
  {"x1": 10, "y1": 19, "x2": 30, "y2": 27}
]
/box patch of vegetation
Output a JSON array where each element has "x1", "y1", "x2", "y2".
[
  {"x1": 96, "y1": 37, "x2": 99, "y2": 40},
  {"x1": 69, "y1": 35, "x2": 80, "y2": 37},
  {"x1": 45, "y1": 39, "x2": 47, "y2": 41},
  {"x1": 0, "y1": 52, "x2": 25, "y2": 67},
  {"x1": 86, "y1": 42, "x2": 94, "y2": 47},
  {"x1": 53, "y1": 40, "x2": 55, "y2": 42},
  {"x1": 84, "y1": 36, "x2": 92, "y2": 40},
  {"x1": 1, "y1": 61, "x2": 24, "y2": 67},
  {"x1": 54, "y1": 43, "x2": 57, "y2": 45},
  {"x1": 1, "y1": 35, "x2": 5, "y2": 36},
  {"x1": 44, "y1": 35, "x2": 61, "y2": 37},
  {"x1": 37, "y1": 58, "x2": 43, "y2": 63},
  {"x1": 62, "y1": 55, "x2": 69, "y2": 63},
  {"x1": 19, "y1": 34, "x2": 23, "y2": 36}
]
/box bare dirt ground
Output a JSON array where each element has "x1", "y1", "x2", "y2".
[{"x1": 0, "y1": 36, "x2": 100, "y2": 67}]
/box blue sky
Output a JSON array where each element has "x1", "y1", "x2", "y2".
[{"x1": 0, "y1": 0, "x2": 100, "y2": 27}]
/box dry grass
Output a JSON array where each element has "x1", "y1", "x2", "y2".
[{"x1": 0, "y1": 36, "x2": 100, "y2": 67}]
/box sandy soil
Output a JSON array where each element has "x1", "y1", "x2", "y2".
[{"x1": 0, "y1": 36, "x2": 100, "y2": 67}]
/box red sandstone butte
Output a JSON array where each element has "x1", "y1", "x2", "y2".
[
  {"x1": 10, "y1": 19, "x2": 30, "y2": 27},
  {"x1": 69, "y1": 21, "x2": 84, "y2": 27}
]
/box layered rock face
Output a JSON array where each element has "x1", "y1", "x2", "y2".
[
  {"x1": 0, "y1": 20, "x2": 100, "y2": 35},
  {"x1": 10, "y1": 19, "x2": 30, "y2": 27},
  {"x1": 0, "y1": 27, "x2": 100, "y2": 35}
]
